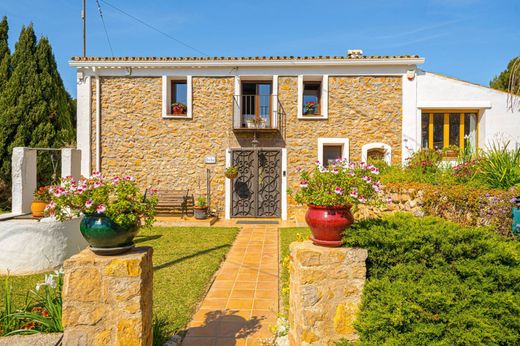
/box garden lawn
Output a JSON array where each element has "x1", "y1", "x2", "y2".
[
  {"x1": 1, "y1": 226, "x2": 239, "y2": 341},
  {"x1": 279, "y1": 227, "x2": 310, "y2": 312}
]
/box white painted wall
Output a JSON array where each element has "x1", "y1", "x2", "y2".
[
  {"x1": 11, "y1": 148, "x2": 36, "y2": 214},
  {"x1": 416, "y1": 71, "x2": 520, "y2": 148},
  {"x1": 0, "y1": 218, "x2": 88, "y2": 275},
  {"x1": 76, "y1": 75, "x2": 91, "y2": 176}
]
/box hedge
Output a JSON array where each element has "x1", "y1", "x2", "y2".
[{"x1": 341, "y1": 213, "x2": 520, "y2": 345}]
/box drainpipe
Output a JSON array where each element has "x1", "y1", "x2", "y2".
[{"x1": 95, "y1": 75, "x2": 101, "y2": 173}]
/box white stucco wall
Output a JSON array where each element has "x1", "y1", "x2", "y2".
[
  {"x1": 0, "y1": 218, "x2": 88, "y2": 275},
  {"x1": 416, "y1": 71, "x2": 520, "y2": 148}
]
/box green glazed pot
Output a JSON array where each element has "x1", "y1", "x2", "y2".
[{"x1": 80, "y1": 214, "x2": 139, "y2": 251}]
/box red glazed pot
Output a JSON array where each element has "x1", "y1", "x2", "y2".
[{"x1": 305, "y1": 205, "x2": 354, "y2": 247}]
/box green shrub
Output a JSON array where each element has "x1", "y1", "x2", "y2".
[
  {"x1": 478, "y1": 140, "x2": 520, "y2": 189},
  {"x1": 343, "y1": 214, "x2": 520, "y2": 345}
]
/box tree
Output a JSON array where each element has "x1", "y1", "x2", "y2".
[
  {"x1": 490, "y1": 56, "x2": 520, "y2": 92},
  {"x1": 490, "y1": 56, "x2": 520, "y2": 111},
  {"x1": 0, "y1": 23, "x2": 75, "y2": 187},
  {"x1": 0, "y1": 16, "x2": 9, "y2": 90}
]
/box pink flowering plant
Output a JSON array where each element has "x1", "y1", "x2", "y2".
[
  {"x1": 45, "y1": 173, "x2": 158, "y2": 228},
  {"x1": 294, "y1": 159, "x2": 382, "y2": 207}
]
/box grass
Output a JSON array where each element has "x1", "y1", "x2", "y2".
[
  {"x1": 1, "y1": 226, "x2": 239, "y2": 341},
  {"x1": 279, "y1": 227, "x2": 310, "y2": 313}
]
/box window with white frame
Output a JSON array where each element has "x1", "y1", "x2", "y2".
[
  {"x1": 298, "y1": 75, "x2": 328, "y2": 119},
  {"x1": 162, "y1": 76, "x2": 192, "y2": 118},
  {"x1": 317, "y1": 138, "x2": 349, "y2": 165}
]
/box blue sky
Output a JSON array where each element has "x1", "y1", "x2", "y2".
[{"x1": 0, "y1": 0, "x2": 518, "y2": 97}]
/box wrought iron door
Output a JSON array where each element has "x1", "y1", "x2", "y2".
[{"x1": 231, "y1": 149, "x2": 282, "y2": 217}]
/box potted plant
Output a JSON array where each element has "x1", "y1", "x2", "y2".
[
  {"x1": 194, "y1": 196, "x2": 208, "y2": 220},
  {"x1": 246, "y1": 118, "x2": 256, "y2": 129},
  {"x1": 294, "y1": 160, "x2": 382, "y2": 247},
  {"x1": 31, "y1": 186, "x2": 51, "y2": 217},
  {"x1": 304, "y1": 101, "x2": 318, "y2": 115},
  {"x1": 45, "y1": 173, "x2": 158, "y2": 255},
  {"x1": 443, "y1": 145, "x2": 460, "y2": 158},
  {"x1": 171, "y1": 102, "x2": 187, "y2": 115},
  {"x1": 225, "y1": 166, "x2": 239, "y2": 179}
]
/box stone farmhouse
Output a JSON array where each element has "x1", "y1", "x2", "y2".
[{"x1": 70, "y1": 52, "x2": 520, "y2": 220}]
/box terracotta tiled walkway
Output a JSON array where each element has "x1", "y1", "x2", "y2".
[{"x1": 182, "y1": 224, "x2": 279, "y2": 346}]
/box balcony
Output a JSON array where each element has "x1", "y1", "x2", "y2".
[{"x1": 232, "y1": 95, "x2": 286, "y2": 136}]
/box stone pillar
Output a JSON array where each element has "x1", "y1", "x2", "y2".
[
  {"x1": 11, "y1": 147, "x2": 37, "y2": 214},
  {"x1": 62, "y1": 247, "x2": 153, "y2": 346},
  {"x1": 61, "y1": 148, "x2": 82, "y2": 181},
  {"x1": 288, "y1": 241, "x2": 368, "y2": 345}
]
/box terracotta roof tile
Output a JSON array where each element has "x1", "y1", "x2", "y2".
[{"x1": 70, "y1": 55, "x2": 420, "y2": 62}]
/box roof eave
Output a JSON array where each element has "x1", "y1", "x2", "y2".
[{"x1": 69, "y1": 58, "x2": 425, "y2": 69}]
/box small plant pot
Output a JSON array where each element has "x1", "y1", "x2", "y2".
[
  {"x1": 305, "y1": 205, "x2": 354, "y2": 247},
  {"x1": 225, "y1": 172, "x2": 238, "y2": 180},
  {"x1": 31, "y1": 200, "x2": 49, "y2": 217},
  {"x1": 194, "y1": 207, "x2": 208, "y2": 220}
]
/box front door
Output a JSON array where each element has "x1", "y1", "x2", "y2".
[{"x1": 231, "y1": 148, "x2": 282, "y2": 218}]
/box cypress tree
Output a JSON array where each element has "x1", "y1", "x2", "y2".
[
  {"x1": 34, "y1": 36, "x2": 75, "y2": 183},
  {"x1": 0, "y1": 16, "x2": 9, "y2": 89},
  {"x1": 0, "y1": 24, "x2": 41, "y2": 184}
]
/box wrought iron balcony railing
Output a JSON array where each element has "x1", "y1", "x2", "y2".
[{"x1": 232, "y1": 95, "x2": 286, "y2": 137}]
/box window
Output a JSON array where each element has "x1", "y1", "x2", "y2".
[
  {"x1": 421, "y1": 111, "x2": 478, "y2": 150},
  {"x1": 240, "y1": 82, "x2": 272, "y2": 128},
  {"x1": 171, "y1": 80, "x2": 187, "y2": 115},
  {"x1": 303, "y1": 82, "x2": 321, "y2": 116},
  {"x1": 162, "y1": 75, "x2": 192, "y2": 118},
  {"x1": 317, "y1": 138, "x2": 349, "y2": 165},
  {"x1": 361, "y1": 143, "x2": 392, "y2": 165},
  {"x1": 298, "y1": 75, "x2": 328, "y2": 119},
  {"x1": 323, "y1": 145, "x2": 342, "y2": 165}
]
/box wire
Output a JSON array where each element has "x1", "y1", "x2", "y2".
[
  {"x1": 99, "y1": 0, "x2": 209, "y2": 57},
  {"x1": 96, "y1": 0, "x2": 115, "y2": 56}
]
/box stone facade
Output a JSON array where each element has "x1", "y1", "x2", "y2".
[
  {"x1": 62, "y1": 247, "x2": 153, "y2": 346},
  {"x1": 90, "y1": 75, "x2": 402, "y2": 217},
  {"x1": 288, "y1": 241, "x2": 368, "y2": 345}
]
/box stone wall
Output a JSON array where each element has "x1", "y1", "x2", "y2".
[
  {"x1": 289, "y1": 241, "x2": 368, "y2": 345},
  {"x1": 91, "y1": 75, "x2": 402, "y2": 217},
  {"x1": 280, "y1": 76, "x2": 402, "y2": 217},
  {"x1": 62, "y1": 247, "x2": 153, "y2": 346}
]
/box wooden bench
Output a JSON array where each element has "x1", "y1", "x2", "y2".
[{"x1": 152, "y1": 189, "x2": 194, "y2": 217}]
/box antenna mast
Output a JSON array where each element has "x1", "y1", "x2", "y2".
[{"x1": 82, "y1": 0, "x2": 86, "y2": 56}]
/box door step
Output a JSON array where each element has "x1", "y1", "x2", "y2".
[{"x1": 236, "y1": 220, "x2": 279, "y2": 225}]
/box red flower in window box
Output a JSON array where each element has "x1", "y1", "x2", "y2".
[
  {"x1": 171, "y1": 102, "x2": 187, "y2": 115},
  {"x1": 304, "y1": 101, "x2": 318, "y2": 115}
]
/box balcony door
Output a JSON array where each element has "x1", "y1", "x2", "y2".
[{"x1": 241, "y1": 82, "x2": 272, "y2": 128}]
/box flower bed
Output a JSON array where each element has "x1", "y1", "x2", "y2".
[{"x1": 378, "y1": 182, "x2": 519, "y2": 237}]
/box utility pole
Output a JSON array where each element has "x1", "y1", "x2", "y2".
[{"x1": 82, "y1": 0, "x2": 86, "y2": 56}]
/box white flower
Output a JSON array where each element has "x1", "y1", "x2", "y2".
[
  {"x1": 85, "y1": 200, "x2": 93, "y2": 208},
  {"x1": 350, "y1": 190, "x2": 358, "y2": 198},
  {"x1": 300, "y1": 181, "x2": 308, "y2": 188},
  {"x1": 334, "y1": 187, "x2": 344, "y2": 195},
  {"x1": 358, "y1": 196, "x2": 367, "y2": 204}
]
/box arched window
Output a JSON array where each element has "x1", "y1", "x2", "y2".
[{"x1": 361, "y1": 143, "x2": 392, "y2": 165}]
